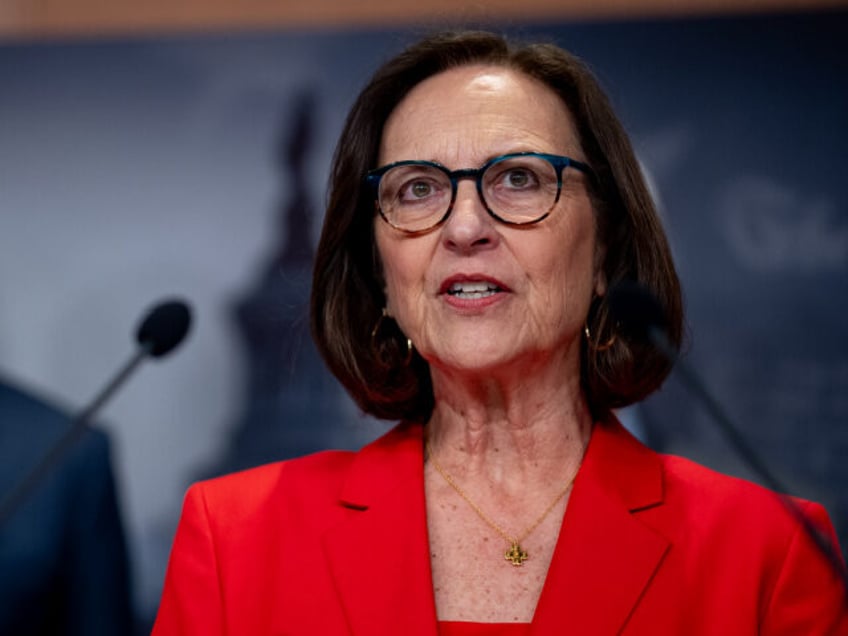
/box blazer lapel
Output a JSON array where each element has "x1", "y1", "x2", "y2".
[
  {"x1": 322, "y1": 423, "x2": 438, "y2": 636},
  {"x1": 532, "y1": 419, "x2": 670, "y2": 635}
]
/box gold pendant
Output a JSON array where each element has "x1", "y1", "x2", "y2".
[{"x1": 504, "y1": 542, "x2": 528, "y2": 566}]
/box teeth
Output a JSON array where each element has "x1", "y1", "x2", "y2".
[{"x1": 448, "y1": 281, "x2": 500, "y2": 298}]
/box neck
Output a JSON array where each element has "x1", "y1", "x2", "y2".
[{"x1": 426, "y1": 352, "x2": 591, "y2": 489}]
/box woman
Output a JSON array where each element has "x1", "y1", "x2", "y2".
[{"x1": 153, "y1": 31, "x2": 846, "y2": 634}]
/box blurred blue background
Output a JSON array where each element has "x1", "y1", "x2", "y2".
[{"x1": 1, "y1": 8, "x2": 846, "y2": 630}]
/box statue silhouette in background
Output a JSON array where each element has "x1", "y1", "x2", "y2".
[{"x1": 201, "y1": 91, "x2": 378, "y2": 478}]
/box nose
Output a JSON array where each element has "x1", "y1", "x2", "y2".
[{"x1": 441, "y1": 180, "x2": 500, "y2": 253}]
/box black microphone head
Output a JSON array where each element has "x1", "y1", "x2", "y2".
[
  {"x1": 136, "y1": 299, "x2": 193, "y2": 358},
  {"x1": 607, "y1": 280, "x2": 667, "y2": 342}
]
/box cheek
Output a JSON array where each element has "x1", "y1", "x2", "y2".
[
  {"x1": 533, "y1": 216, "x2": 599, "y2": 311},
  {"x1": 375, "y1": 233, "x2": 399, "y2": 314},
  {"x1": 382, "y1": 266, "x2": 405, "y2": 316},
  {"x1": 375, "y1": 230, "x2": 427, "y2": 319}
]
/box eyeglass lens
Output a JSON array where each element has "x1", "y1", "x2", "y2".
[{"x1": 378, "y1": 155, "x2": 562, "y2": 232}]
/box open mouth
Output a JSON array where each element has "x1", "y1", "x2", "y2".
[{"x1": 446, "y1": 281, "x2": 502, "y2": 299}]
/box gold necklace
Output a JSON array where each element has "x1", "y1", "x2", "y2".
[{"x1": 425, "y1": 440, "x2": 581, "y2": 566}]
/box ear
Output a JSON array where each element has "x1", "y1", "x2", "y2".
[
  {"x1": 381, "y1": 274, "x2": 395, "y2": 318},
  {"x1": 593, "y1": 241, "x2": 608, "y2": 297},
  {"x1": 371, "y1": 227, "x2": 391, "y2": 314}
]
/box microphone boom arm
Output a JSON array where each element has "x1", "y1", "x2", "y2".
[
  {"x1": 0, "y1": 344, "x2": 150, "y2": 526},
  {"x1": 647, "y1": 325, "x2": 848, "y2": 600}
]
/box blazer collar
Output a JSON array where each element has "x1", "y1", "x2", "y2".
[
  {"x1": 531, "y1": 416, "x2": 669, "y2": 635},
  {"x1": 323, "y1": 418, "x2": 669, "y2": 635},
  {"x1": 322, "y1": 422, "x2": 438, "y2": 636}
]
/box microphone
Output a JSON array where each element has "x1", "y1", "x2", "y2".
[
  {"x1": 608, "y1": 281, "x2": 848, "y2": 596},
  {"x1": 0, "y1": 298, "x2": 193, "y2": 526},
  {"x1": 137, "y1": 300, "x2": 192, "y2": 358}
]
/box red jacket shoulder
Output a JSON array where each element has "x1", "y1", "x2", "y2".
[
  {"x1": 652, "y1": 452, "x2": 838, "y2": 569},
  {"x1": 659, "y1": 452, "x2": 823, "y2": 521},
  {"x1": 189, "y1": 450, "x2": 357, "y2": 531}
]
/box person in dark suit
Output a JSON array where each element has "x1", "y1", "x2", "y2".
[
  {"x1": 154, "y1": 31, "x2": 847, "y2": 634},
  {"x1": 0, "y1": 377, "x2": 133, "y2": 636}
]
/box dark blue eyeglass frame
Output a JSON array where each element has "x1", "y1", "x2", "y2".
[{"x1": 365, "y1": 152, "x2": 595, "y2": 234}]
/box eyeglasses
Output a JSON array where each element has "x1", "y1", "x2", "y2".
[{"x1": 366, "y1": 152, "x2": 594, "y2": 234}]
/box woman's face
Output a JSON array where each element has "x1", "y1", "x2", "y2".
[{"x1": 375, "y1": 65, "x2": 605, "y2": 378}]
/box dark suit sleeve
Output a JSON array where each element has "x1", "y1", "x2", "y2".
[
  {"x1": 0, "y1": 380, "x2": 134, "y2": 636},
  {"x1": 761, "y1": 501, "x2": 848, "y2": 635},
  {"x1": 63, "y1": 430, "x2": 134, "y2": 636}
]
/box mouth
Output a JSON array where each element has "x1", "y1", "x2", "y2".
[
  {"x1": 439, "y1": 275, "x2": 510, "y2": 301},
  {"x1": 446, "y1": 281, "x2": 503, "y2": 299}
]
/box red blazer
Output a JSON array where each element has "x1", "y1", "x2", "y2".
[{"x1": 153, "y1": 419, "x2": 847, "y2": 635}]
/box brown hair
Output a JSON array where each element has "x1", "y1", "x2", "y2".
[{"x1": 311, "y1": 30, "x2": 683, "y2": 422}]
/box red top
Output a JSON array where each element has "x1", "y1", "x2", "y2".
[
  {"x1": 439, "y1": 622, "x2": 531, "y2": 636},
  {"x1": 153, "y1": 420, "x2": 848, "y2": 635}
]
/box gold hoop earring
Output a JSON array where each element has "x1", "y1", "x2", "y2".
[
  {"x1": 584, "y1": 323, "x2": 617, "y2": 352},
  {"x1": 370, "y1": 308, "x2": 413, "y2": 368}
]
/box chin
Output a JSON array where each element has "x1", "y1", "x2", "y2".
[{"x1": 425, "y1": 342, "x2": 527, "y2": 376}]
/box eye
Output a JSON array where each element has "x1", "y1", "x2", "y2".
[
  {"x1": 396, "y1": 175, "x2": 447, "y2": 205},
  {"x1": 405, "y1": 180, "x2": 434, "y2": 200},
  {"x1": 504, "y1": 168, "x2": 536, "y2": 189},
  {"x1": 491, "y1": 165, "x2": 541, "y2": 192},
  {"x1": 379, "y1": 164, "x2": 448, "y2": 208}
]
